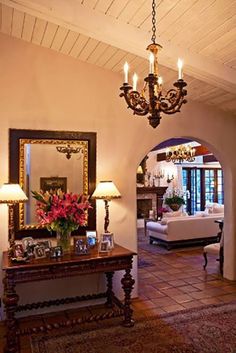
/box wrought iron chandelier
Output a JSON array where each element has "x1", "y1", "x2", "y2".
[
  {"x1": 120, "y1": 0, "x2": 187, "y2": 128},
  {"x1": 166, "y1": 145, "x2": 195, "y2": 163},
  {"x1": 56, "y1": 144, "x2": 82, "y2": 159}
]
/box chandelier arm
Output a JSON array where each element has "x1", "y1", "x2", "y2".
[
  {"x1": 120, "y1": 86, "x2": 149, "y2": 116},
  {"x1": 159, "y1": 82, "x2": 187, "y2": 114}
]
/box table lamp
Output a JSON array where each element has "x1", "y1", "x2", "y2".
[
  {"x1": 92, "y1": 181, "x2": 121, "y2": 233},
  {"x1": 0, "y1": 183, "x2": 28, "y2": 256}
]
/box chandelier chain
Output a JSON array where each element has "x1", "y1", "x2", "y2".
[{"x1": 151, "y1": 0, "x2": 156, "y2": 44}]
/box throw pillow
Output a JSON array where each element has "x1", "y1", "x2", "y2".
[{"x1": 212, "y1": 205, "x2": 224, "y2": 213}]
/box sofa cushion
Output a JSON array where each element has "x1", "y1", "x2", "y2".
[
  {"x1": 212, "y1": 205, "x2": 224, "y2": 213},
  {"x1": 164, "y1": 210, "x2": 182, "y2": 217},
  {"x1": 146, "y1": 221, "x2": 168, "y2": 234}
]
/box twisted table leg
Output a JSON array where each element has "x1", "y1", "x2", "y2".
[{"x1": 121, "y1": 268, "x2": 135, "y2": 327}]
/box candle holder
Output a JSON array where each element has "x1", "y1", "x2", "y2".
[
  {"x1": 153, "y1": 171, "x2": 164, "y2": 186},
  {"x1": 167, "y1": 175, "x2": 174, "y2": 184}
]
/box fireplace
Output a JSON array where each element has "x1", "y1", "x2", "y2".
[
  {"x1": 137, "y1": 199, "x2": 152, "y2": 218},
  {"x1": 137, "y1": 186, "x2": 168, "y2": 218}
]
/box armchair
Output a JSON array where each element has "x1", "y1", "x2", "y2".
[{"x1": 203, "y1": 231, "x2": 224, "y2": 274}]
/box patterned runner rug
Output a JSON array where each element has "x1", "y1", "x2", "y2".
[{"x1": 31, "y1": 302, "x2": 236, "y2": 353}]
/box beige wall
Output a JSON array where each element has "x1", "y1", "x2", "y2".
[{"x1": 0, "y1": 33, "x2": 235, "y2": 317}]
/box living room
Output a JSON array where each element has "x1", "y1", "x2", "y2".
[
  {"x1": 137, "y1": 139, "x2": 224, "y2": 248},
  {"x1": 0, "y1": 0, "x2": 236, "y2": 352}
]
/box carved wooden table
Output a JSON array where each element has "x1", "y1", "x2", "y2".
[{"x1": 2, "y1": 244, "x2": 136, "y2": 353}]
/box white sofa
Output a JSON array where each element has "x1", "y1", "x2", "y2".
[{"x1": 147, "y1": 213, "x2": 224, "y2": 249}]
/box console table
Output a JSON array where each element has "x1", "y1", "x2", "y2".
[{"x1": 2, "y1": 244, "x2": 136, "y2": 353}]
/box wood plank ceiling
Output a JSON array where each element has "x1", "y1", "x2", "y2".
[{"x1": 0, "y1": 0, "x2": 236, "y2": 115}]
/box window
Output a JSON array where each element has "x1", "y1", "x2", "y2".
[{"x1": 182, "y1": 168, "x2": 224, "y2": 214}]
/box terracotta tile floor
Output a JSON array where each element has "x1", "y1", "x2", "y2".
[
  {"x1": 1, "y1": 229, "x2": 236, "y2": 352},
  {"x1": 135, "y1": 229, "x2": 236, "y2": 316}
]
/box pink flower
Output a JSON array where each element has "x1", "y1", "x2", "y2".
[{"x1": 32, "y1": 190, "x2": 92, "y2": 232}]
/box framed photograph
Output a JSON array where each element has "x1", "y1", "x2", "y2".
[
  {"x1": 101, "y1": 232, "x2": 114, "y2": 249},
  {"x1": 40, "y1": 177, "x2": 67, "y2": 193},
  {"x1": 86, "y1": 230, "x2": 97, "y2": 247},
  {"x1": 37, "y1": 240, "x2": 52, "y2": 254},
  {"x1": 13, "y1": 244, "x2": 25, "y2": 258},
  {"x1": 34, "y1": 244, "x2": 47, "y2": 259},
  {"x1": 99, "y1": 240, "x2": 110, "y2": 253},
  {"x1": 22, "y1": 237, "x2": 34, "y2": 251},
  {"x1": 50, "y1": 246, "x2": 63, "y2": 258},
  {"x1": 74, "y1": 236, "x2": 90, "y2": 255}
]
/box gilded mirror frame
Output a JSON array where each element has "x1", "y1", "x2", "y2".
[{"x1": 9, "y1": 129, "x2": 96, "y2": 240}]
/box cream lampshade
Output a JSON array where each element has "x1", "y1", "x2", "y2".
[
  {"x1": 92, "y1": 181, "x2": 121, "y2": 233},
  {"x1": 137, "y1": 165, "x2": 143, "y2": 174},
  {"x1": 0, "y1": 183, "x2": 28, "y2": 204},
  {"x1": 0, "y1": 183, "x2": 28, "y2": 256}
]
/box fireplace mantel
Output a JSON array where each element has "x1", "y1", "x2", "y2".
[{"x1": 137, "y1": 187, "x2": 167, "y2": 195}]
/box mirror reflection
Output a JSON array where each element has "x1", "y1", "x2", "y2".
[{"x1": 20, "y1": 139, "x2": 88, "y2": 229}]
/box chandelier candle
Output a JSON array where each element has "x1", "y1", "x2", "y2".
[
  {"x1": 120, "y1": 0, "x2": 187, "y2": 129},
  {"x1": 133, "y1": 73, "x2": 138, "y2": 91},
  {"x1": 178, "y1": 59, "x2": 183, "y2": 80},
  {"x1": 124, "y1": 62, "x2": 129, "y2": 84}
]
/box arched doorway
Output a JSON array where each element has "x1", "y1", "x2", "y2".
[{"x1": 136, "y1": 135, "x2": 234, "y2": 281}]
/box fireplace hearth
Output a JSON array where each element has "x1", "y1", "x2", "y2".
[{"x1": 137, "y1": 199, "x2": 152, "y2": 218}]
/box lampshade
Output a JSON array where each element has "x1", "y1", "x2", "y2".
[
  {"x1": 137, "y1": 165, "x2": 143, "y2": 174},
  {"x1": 0, "y1": 183, "x2": 28, "y2": 204},
  {"x1": 92, "y1": 181, "x2": 121, "y2": 200}
]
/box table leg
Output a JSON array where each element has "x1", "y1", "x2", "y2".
[
  {"x1": 105, "y1": 271, "x2": 114, "y2": 307},
  {"x1": 3, "y1": 272, "x2": 19, "y2": 353},
  {"x1": 121, "y1": 268, "x2": 135, "y2": 327}
]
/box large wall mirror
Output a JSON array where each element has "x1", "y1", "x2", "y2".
[{"x1": 9, "y1": 129, "x2": 96, "y2": 239}]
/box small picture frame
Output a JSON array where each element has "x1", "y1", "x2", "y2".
[
  {"x1": 37, "y1": 240, "x2": 52, "y2": 255},
  {"x1": 50, "y1": 246, "x2": 63, "y2": 258},
  {"x1": 99, "y1": 240, "x2": 110, "y2": 253},
  {"x1": 101, "y1": 232, "x2": 114, "y2": 249},
  {"x1": 34, "y1": 244, "x2": 47, "y2": 259},
  {"x1": 13, "y1": 244, "x2": 25, "y2": 259},
  {"x1": 74, "y1": 236, "x2": 90, "y2": 255},
  {"x1": 22, "y1": 237, "x2": 34, "y2": 251},
  {"x1": 86, "y1": 230, "x2": 97, "y2": 247}
]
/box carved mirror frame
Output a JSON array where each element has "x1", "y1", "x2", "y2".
[{"x1": 9, "y1": 129, "x2": 96, "y2": 240}]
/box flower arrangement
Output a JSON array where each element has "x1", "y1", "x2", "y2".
[
  {"x1": 32, "y1": 190, "x2": 91, "y2": 251},
  {"x1": 164, "y1": 188, "x2": 185, "y2": 210},
  {"x1": 32, "y1": 190, "x2": 91, "y2": 232}
]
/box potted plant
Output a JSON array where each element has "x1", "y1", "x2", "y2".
[{"x1": 164, "y1": 188, "x2": 185, "y2": 211}]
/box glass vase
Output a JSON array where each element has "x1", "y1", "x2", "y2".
[{"x1": 56, "y1": 230, "x2": 71, "y2": 253}]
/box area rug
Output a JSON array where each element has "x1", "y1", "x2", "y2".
[
  {"x1": 31, "y1": 302, "x2": 236, "y2": 353},
  {"x1": 138, "y1": 257, "x2": 155, "y2": 268}
]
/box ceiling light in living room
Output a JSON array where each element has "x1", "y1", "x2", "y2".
[
  {"x1": 166, "y1": 145, "x2": 196, "y2": 163},
  {"x1": 120, "y1": 0, "x2": 187, "y2": 129}
]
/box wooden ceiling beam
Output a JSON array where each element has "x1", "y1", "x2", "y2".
[{"x1": 203, "y1": 155, "x2": 218, "y2": 163}]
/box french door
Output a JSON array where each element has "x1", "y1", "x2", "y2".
[{"x1": 182, "y1": 168, "x2": 224, "y2": 215}]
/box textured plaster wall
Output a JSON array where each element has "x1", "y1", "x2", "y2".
[{"x1": 0, "y1": 33, "x2": 235, "y2": 317}]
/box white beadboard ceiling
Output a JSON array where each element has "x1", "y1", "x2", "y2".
[{"x1": 0, "y1": 0, "x2": 236, "y2": 115}]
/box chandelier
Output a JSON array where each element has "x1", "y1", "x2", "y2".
[
  {"x1": 56, "y1": 144, "x2": 82, "y2": 159},
  {"x1": 166, "y1": 145, "x2": 196, "y2": 163},
  {"x1": 120, "y1": 0, "x2": 187, "y2": 128}
]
